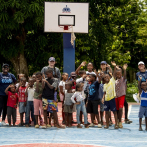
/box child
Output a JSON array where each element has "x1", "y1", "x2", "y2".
[
  {"x1": 25, "y1": 78, "x2": 35, "y2": 127},
  {"x1": 115, "y1": 64, "x2": 128, "y2": 128},
  {"x1": 102, "y1": 61, "x2": 118, "y2": 129},
  {"x1": 76, "y1": 71, "x2": 88, "y2": 124},
  {"x1": 5, "y1": 84, "x2": 18, "y2": 126},
  {"x1": 33, "y1": 72, "x2": 43, "y2": 128},
  {"x1": 86, "y1": 74, "x2": 102, "y2": 128},
  {"x1": 63, "y1": 81, "x2": 74, "y2": 127},
  {"x1": 16, "y1": 77, "x2": 27, "y2": 126},
  {"x1": 138, "y1": 76, "x2": 147, "y2": 131},
  {"x1": 97, "y1": 71, "x2": 105, "y2": 125},
  {"x1": 75, "y1": 61, "x2": 96, "y2": 75},
  {"x1": 42, "y1": 69, "x2": 64, "y2": 128},
  {"x1": 59, "y1": 72, "x2": 68, "y2": 124},
  {"x1": 71, "y1": 83, "x2": 89, "y2": 128},
  {"x1": 16, "y1": 74, "x2": 28, "y2": 88}
]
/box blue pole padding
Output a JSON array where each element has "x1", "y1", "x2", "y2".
[{"x1": 63, "y1": 33, "x2": 75, "y2": 76}]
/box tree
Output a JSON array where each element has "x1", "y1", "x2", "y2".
[{"x1": 0, "y1": 0, "x2": 45, "y2": 76}]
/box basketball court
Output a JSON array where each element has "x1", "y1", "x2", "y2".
[
  {"x1": 0, "y1": 2, "x2": 145, "y2": 147},
  {"x1": 0, "y1": 103, "x2": 146, "y2": 147}
]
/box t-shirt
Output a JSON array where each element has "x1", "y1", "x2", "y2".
[
  {"x1": 136, "y1": 71, "x2": 147, "y2": 82},
  {"x1": 34, "y1": 82, "x2": 43, "y2": 100},
  {"x1": 27, "y1": 87, "x2": 35, "y2": 101},
  {"x1": 0, "y1": 73, "x2": 16, "y2": 96},
  {"x1": 41, "y1": 66, "x2": 61, "y2": 81},
  {"x1": 71, "y1": 91, "x2": 85, "y2": 103},
  {"x1": 18, "y1": 86, "x2": 27, "y2": 102},
  {"x1": 103, "y1": 77, "x2": 116, "y2": 101},
  {"x1": 88, "y1": 81, "x2": 100, "y2": 101},
  {"x1": 115, "y1": 77, "x2": 126, "y2": 98},
  {"x1": 59, "y1": 81, "x2": 66, "y2": 92},
  {"x1": 7, "y1": 91, "x2": 18, "y2": 109},
  {"x1": 42, "y1": 78, "x2": 58, "y2": 100},
  {"x1": 64, "y1": 90, "x2": 74, "y2": 105},
  {"x1": 140, "y1": 90, "x2": 147, "y2": 107}
]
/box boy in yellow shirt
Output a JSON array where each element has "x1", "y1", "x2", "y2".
[{"x1": 102, "y1": 61, "x2": 118, "y2": 129}]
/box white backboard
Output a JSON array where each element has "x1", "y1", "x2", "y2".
[{"x1": 44, "y1": 2, "x2": 89, "y2": 33}]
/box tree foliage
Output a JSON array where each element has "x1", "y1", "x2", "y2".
[{"x1": 0, "y1": 0, "x2": 146, "y2": 82}]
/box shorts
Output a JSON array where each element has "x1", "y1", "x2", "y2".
[
  {"x1": 42, "y1": 98, "x2": 58, "y2": 113},
  {"x1": 115, "y1": 95, "x2": 125, "y2": 110},
  {"x1": 64, "y1": 105, "x2": 73, "y2": 113},
  {"x1": 87, "y1": 100, "x2": 101, "y2": 114},
  {"x1": 34, "y1": 99, "x2": 43, "y2": 115},
  {"x1": 104, "y1": 98, "x2": 116, "y2": 112},
  {"x1": 138, "y1": 106, "x2": 147, "y2": 118},
  {"x1": 19, "y1": 102, "x2": 26, "y2": 113},
  {"x1": 99, "y1": 101, "x2": 104, "y2": 112}
]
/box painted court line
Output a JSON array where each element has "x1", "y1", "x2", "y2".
[
  {"x1": 0, "y1": 139, "x2": 147, "y2": 143},
  {"x1": 0, "y1": 143, "x2": 112, "y2": 147}
]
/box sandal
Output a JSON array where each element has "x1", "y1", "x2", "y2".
[
  {"x1": 114, "y1": 125, "x2": 119, "y2": 129},
  {"x1": 56, "y1": 124, "x2": 65, "y2": 129},
  {"x1": 125, "y1": 119, "x2": 132, "y2": 124},
  {"x1": 118, "y1": 122, "x2": 123, "y2": 128}
]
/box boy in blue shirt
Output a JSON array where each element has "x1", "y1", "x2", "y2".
[{"x1": 138, "y1": 75, "x2": 147, "y2": 131}]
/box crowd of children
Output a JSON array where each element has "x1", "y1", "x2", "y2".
[{"x1": 4, "y1": 58, "x2": 147, "y2": 130}]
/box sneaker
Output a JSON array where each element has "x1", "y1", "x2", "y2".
[
  {"x1": 98, "y1": 123, "x2": 102, "y2": 128},
  {"x1": 35, "y1": 124, "x2": 39, "y2": 128},
  {"x1": 47, "y1": 124, "x2": 51, "y2": 128},
  {"x1": 87, "y1": 121, "x2": 90, "y2": 125},
  {"x1": 118, "y1": 122, "x2": 123, "y2": 128},
  {"x1": 89, "y1": 123, "x2": 95, "y2": 127},
  {"x1": 77, "y1": 124, "x2": 82, "y2": 128},
  {"x1": 1, "y1": 121, "x2": 7, "y2": 126}
]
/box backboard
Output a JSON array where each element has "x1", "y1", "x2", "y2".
[{"x1": 44, "y1": 2, "x2": 89, "y2": 33}]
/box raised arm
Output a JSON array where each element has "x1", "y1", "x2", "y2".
[
  {"x1": 138, "y1": 76, "x2": 142, "y2": 95},
  {"x1": 106, "y1": 64, "x2": 112, "y2": 73},
  {"x1": 75, "y1": 61, "x2": 87, "y2": 75},
  {"x1": 111, "y1": 61, "x2": 117, "y2": 79},
  {"x1": 123, "y1": 64, "x2": 128, "y2": 79},
  {"x1": 5, "y1": 85, "x2": 11, "y2": 95},
  {"x1": 15, "y1": 82, "x2": 21, "y2": 93}
]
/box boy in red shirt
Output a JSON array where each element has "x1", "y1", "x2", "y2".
[
  {"x1": 16, "y1": 77, "x2": 27, "y2": 126},
  {"x1": 5, "y1": 84, "x2": 18, "y2": 126}
]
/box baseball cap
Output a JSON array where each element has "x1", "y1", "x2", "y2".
[
  {"x1": 138, "y1": 61, "x2": 145, "y2": 66},
  {"x1": 100, "y1": 61, "x2": 107, "y2": 65},
  {"x1": 49, "y1": 57, "x2": 55, "y2": 62},
  {"x1": 70, "y1": 72, "x2": 76, "y2": 77},
  {"x1": 2, "y1": 63, "x2": 9, "y2": 68}
]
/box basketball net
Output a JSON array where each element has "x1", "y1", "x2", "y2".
[{"x1": 71, "y1": 26, "x2": 76, "y2": 47}]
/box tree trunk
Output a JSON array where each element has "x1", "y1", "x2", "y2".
[
  {"x1": 129, "y1": 68, "x2": 136, "y2": 83},
  {"x1": 10, "y1": 53, "x2": 28, "y2": 77}
]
